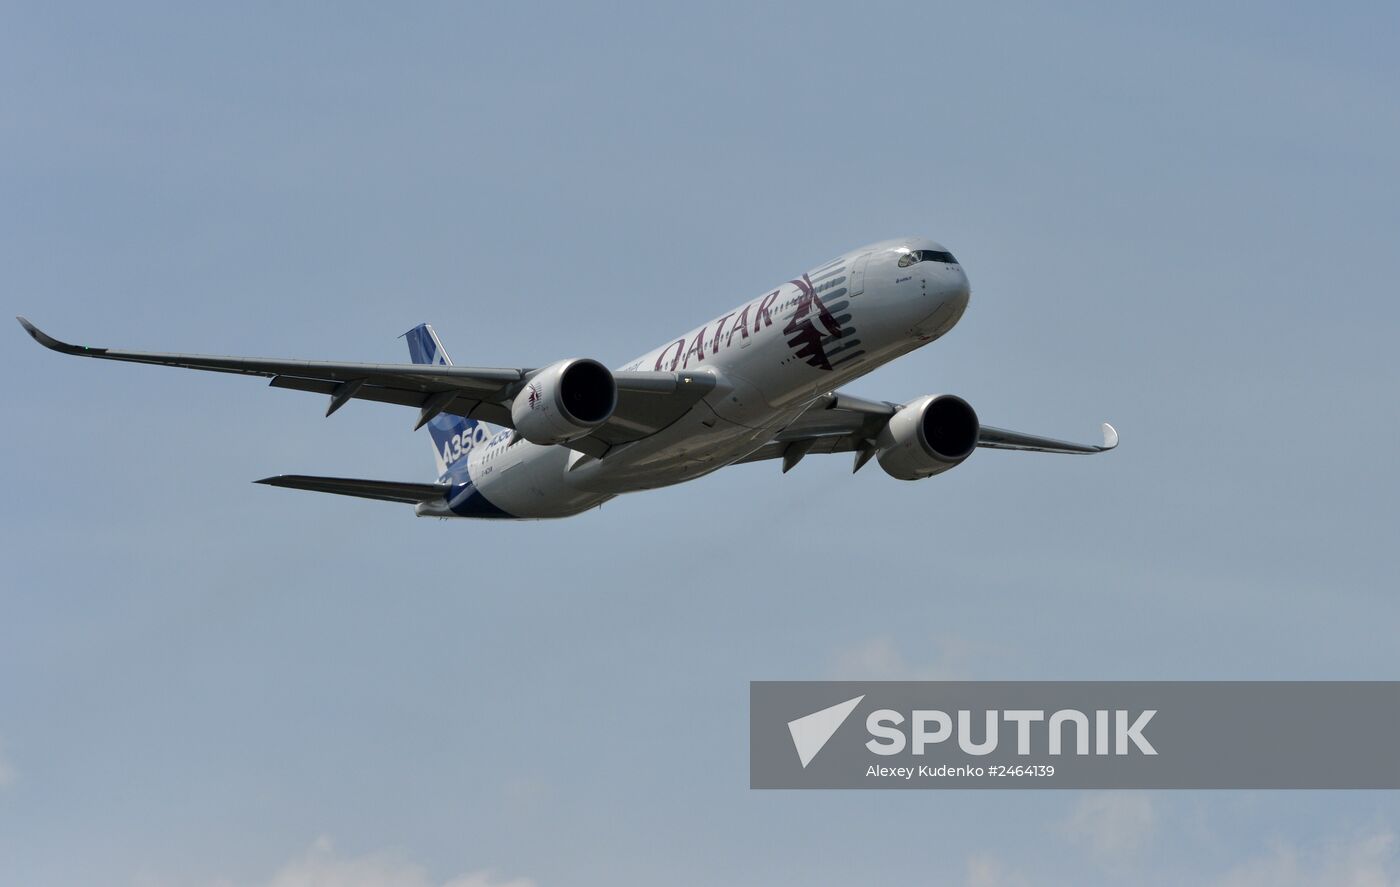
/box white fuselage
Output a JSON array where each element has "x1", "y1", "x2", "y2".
[{"x1": 421, "y1": 237, "x2": 971, "y2": 519}]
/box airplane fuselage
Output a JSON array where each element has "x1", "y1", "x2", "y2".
[{"x1": 419, "y1": 237, "x2": 972, "y2": 519}]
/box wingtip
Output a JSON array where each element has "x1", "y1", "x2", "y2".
[
  {"x1": 15, "y1": 316, "x2": 90, "y2": 354},
  {"x1": 16, "y1": 315, "x2": 43, "y2": 342},
  {"x1": 1101, "y1": 422, "x2": 1119, "y2": 450}
]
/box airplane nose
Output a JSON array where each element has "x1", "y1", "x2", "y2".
[
  {"x1": 926, "y1": 262, "x2": 969, "y2": 312},
  {"x1": 912, "y1": 266, "x2": 970, "y2": 339},
  {"x1": 947, "y1": 266, "x2": 971, "y2": 312}
]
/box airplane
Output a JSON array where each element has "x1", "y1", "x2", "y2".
[{"x1": 18, "y1": 236, "x2": 1117, "y2": 520}]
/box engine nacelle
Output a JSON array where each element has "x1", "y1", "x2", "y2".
[
  {"x1": 876, "y1": 394, "x2": 980, "y2": 480},
  {"x1": 510, "y1": 358, "x2": 617, "y2": 445}
]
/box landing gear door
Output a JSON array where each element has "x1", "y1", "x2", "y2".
[{"x1": 848, "y1": 252, "x2": 871, "y2": 298}]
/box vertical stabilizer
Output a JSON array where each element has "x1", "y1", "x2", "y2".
[{"x1": 402, "y1": 323, "x2": 490, "y2": 478}]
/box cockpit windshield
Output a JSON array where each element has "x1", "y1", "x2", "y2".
[{"x1": 897, "y1": 249, "x2": 958, "y2": 267}]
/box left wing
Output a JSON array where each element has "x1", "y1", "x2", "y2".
[
  {"x1": 738, "y1": 391, "x2": 1118, "y2": 472},
  {"x1": 16, "y1": 317, "x2": 712, "y2": 457}
]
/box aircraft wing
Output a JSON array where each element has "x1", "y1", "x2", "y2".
[
  {"x1": 737, "y1": 390, "x2": 1118, "y2": 471},
  {"x1": 17, "y1": 317, "x2": 712, "y2": 458}
]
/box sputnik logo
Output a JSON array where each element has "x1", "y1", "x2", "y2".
[
  {"x1": 783, "y1": 273, "x2": 846, "y2": 370},
  {"x1": 787, "y1": 695, "x2": 864, "y2": 767}
]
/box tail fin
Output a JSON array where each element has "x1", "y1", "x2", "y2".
[{"x1": 403, "y1": 323, "x2": 491, "y2": 479}]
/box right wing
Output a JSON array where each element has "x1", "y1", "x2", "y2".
[
  {"x1": 738, "y1": 391, "x2": 1118, "y2": 471},
  {"x1": 17, "y1": 317, "x2": 714, "y2": 458},
  {"x1": 976, "y1": 422, "x2": 1119, "y2": 454}
]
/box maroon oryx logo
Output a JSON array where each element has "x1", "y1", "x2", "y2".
[
  {"x1": 527, "y1": 382, "x2": 542, "y2": 408},
  {"x1": 783, "y1": 273, "x2": 846, "y2": 370}
]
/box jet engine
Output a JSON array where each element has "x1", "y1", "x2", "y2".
[
  {"x1": 876, "y1": 394, "x2": 980, "y2": 480},
  {"x1": 510, "y1": 358, "x2": 618, "y2": 445}
]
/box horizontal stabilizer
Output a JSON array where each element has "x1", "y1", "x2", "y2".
[{"x1": 255, "y1": 474, "x2": 449, "y2": 504}]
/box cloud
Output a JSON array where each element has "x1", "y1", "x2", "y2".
[
  {"x1": 138, "y1": 837, "x2": 535, "y2": 887},
  {"x1": 963, "y1": 853, "x2": 1028, "y2": 887},
  {"x1": 829, "y1": 636, "x2": 971, "y2": 681},
  {"x1": 1212, "y1": 831, "x2": 1400, "y2": 887},
  {"x1": 260, "y1": 838, "x2": 534, "y2": 887},
  {"x1": 1061, "y1": 791, "x2": 1156, "y2": 862}
]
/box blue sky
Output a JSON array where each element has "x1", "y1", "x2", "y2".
[{"x1": 3, "y1": 3, "x2": 1400, "y2": 885}]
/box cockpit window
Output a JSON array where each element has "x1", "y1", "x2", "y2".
[{"x1": 897, "y1": 249, "x2": 958, "y2": 268}]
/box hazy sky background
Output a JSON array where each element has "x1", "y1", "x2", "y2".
[{"x1": 4, "y1": 3, "x2": 1400, "y2": 885}]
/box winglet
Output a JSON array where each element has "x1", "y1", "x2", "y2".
[
  {"x1": 1101, "y1": 422, "x2": 1119, "y2": 451},
  {"x1": 15, "y1": 317, "x2": 103, "y2": 355}
]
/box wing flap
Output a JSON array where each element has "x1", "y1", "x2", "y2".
[
  {"x1": 736, "y1": 432, "x2": 863, "y2": 465},
  {"x1": 265, "y1": 374, "x2": 514, "y2": 425}
]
